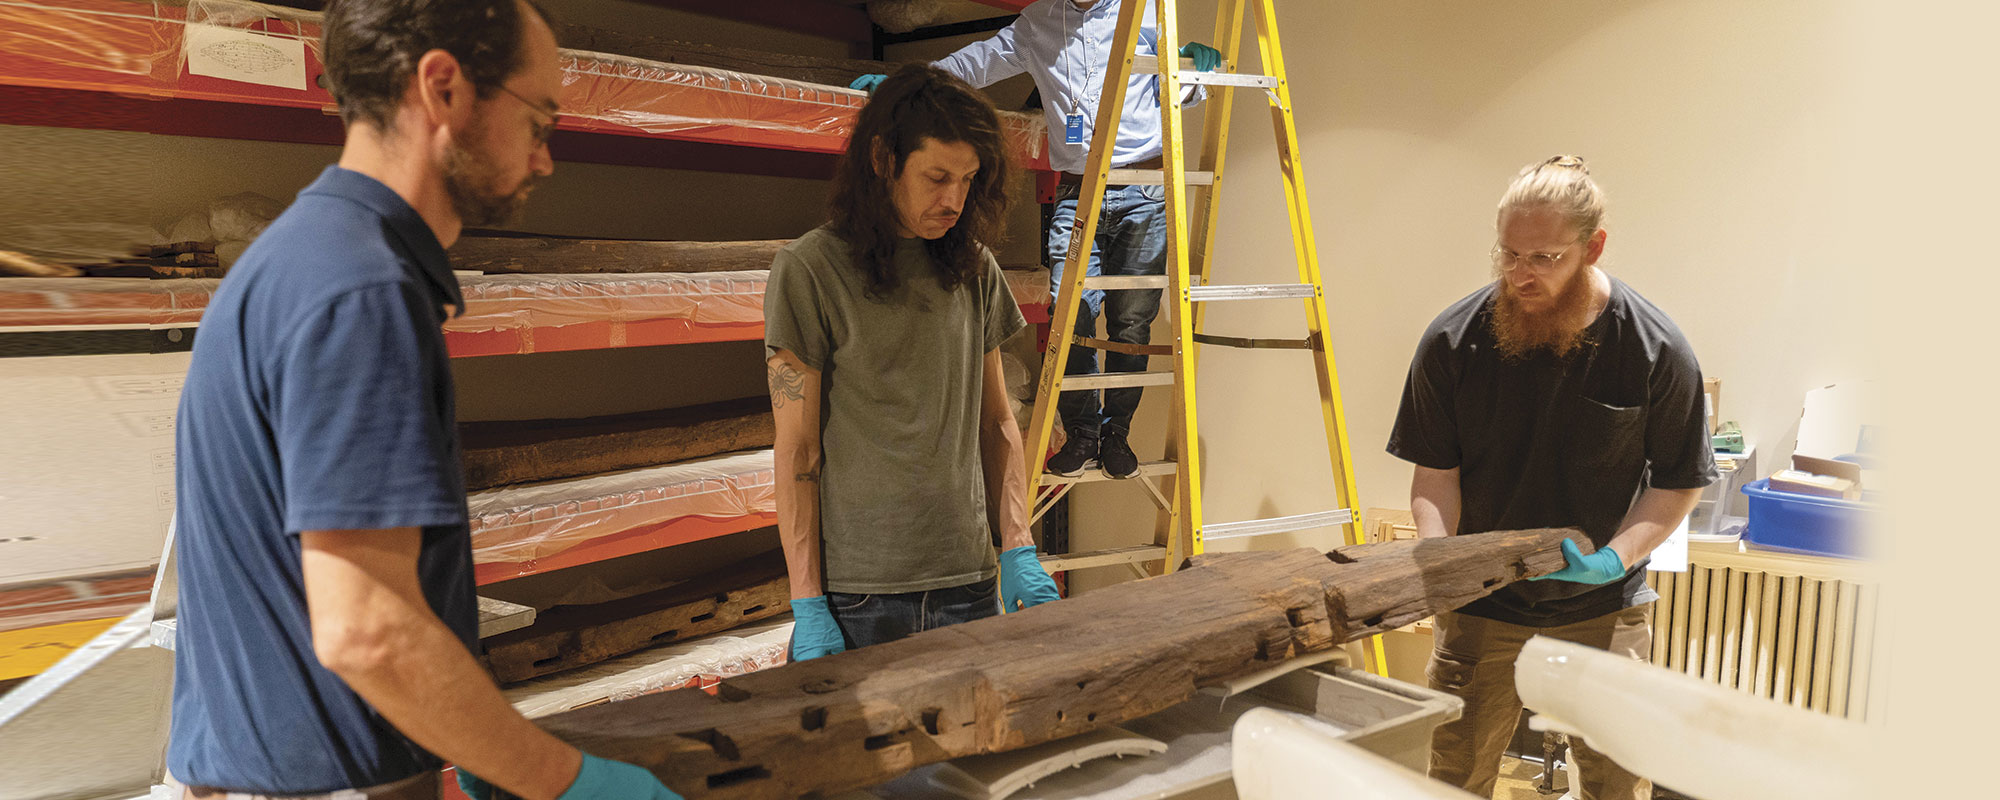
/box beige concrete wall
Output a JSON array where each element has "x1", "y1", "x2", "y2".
[{"x1": 1068, "y1": 0, "x2": 1873, "y2": 591}]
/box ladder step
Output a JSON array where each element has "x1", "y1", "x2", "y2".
[
  {"x1": 1082, "y1": 275, "x2": 1171, "y2": 291},
  {"x1": 1057, "y1": 370, "x2": 1177, "y2": 391},
  {"x1": 1133, "y1": 55, "x2": 1280, "y2": 88},
  {"x1": 1040, "y1": 459, "x2": 1178, "y2": 486},
  {"x1": 1186, "y1": 283, "x2": 1316, "y2": 303},
  {"x1": 1204, "y1": 509, "x2": 1355, "y2": 541},
  {"x1": 1039, "y1": 545, "x2": 1168, "y2": 574},
  {"x1": 1108, "y1": 168, "x2": 1216, "y2": 186}
]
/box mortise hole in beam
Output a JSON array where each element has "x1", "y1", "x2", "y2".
[
  {"x1": 706, "y1": 766, "x2": 770, "y2": 789},
  {"x1": 714, "y1": 593, "x2": 731, "y2": 603},
  {"x1": 801, "y1": 706, "x2": 827, "y2": 732},
  {"x1": 649, "y1": 629, "x2": 680, "y2": 643},
  {"x1": 677, "y1": 728, "x2": 741, "y2": 761},
  {"x1": 1286, "y1": 607, "x2": 1308, "y2": 627},
  {"x1": 864, "y1": 733, "x2": 898, "y2": 751},
  {"x1": 1363, "y1": 615, "x2": 1385, "y2": 629},
  {"x1": 532, "y1": 656, "x2": 562, "y2": 668},
  {"x1": 742, "y1": 604, "x2": 766, "y2": 615},
  {"x1": 690, "y1": 611, "x2": 716, "y2": 623},
  {"x1": 922, "y1": 708, "x2": 942, "y2": 736},
  {"x1": 716, "y1": 683, "x2": 752, "y2": 702}
]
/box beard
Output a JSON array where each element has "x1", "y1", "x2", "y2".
[
  {"x1": 1489, "y1": 266, "x2": 1598, "y2": 361},
  {"x1": 443, "y1": 124, "x2": 534, "y2": 228}
]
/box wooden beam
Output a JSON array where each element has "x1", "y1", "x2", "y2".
[
  {"x1": 525, "y1": 529, "x2": 1589, "y2": 798},
  {"x1": 459, "y1": 397, "x2": 773, "y2": 491},
  {"x1": 450, "y1": 237, "x2": 790, "y2": 275},
  {"x1": 554, "y1": 23, "x2": 893, "y2": 88},
  {"x1": 628, "y1": 0, "x2": 873, "y2": 43},
  {"x1": 482, "y1": 551, "x2": 788, "y2": 684}
]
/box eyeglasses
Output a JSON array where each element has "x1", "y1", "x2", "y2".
[
  {"x1": 1490, "y1": 240, "x2": 1580, "y2": 273},
  {"x1": 494, "y1": 84, "x2": 560, "y2": 146}
]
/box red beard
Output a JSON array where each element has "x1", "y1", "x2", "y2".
[{"x1": 1489, "y1": 267, "x2": 1597, "y2": 361}]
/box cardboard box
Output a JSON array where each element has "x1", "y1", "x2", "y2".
[{"x1": 1702, "y1": 377, "x2": 1722, "y2": 432}]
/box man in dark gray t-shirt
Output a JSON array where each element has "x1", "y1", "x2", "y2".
[
  {"x1": 1388, "y1": 156, "x2": 1715, "y2": 800},
  {"x1": 765, "y1": 66, "x2": 1063, "y2": 662}
]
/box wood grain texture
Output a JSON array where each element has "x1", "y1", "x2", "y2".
[
  {"x1": 450, "y1": 236, "x2": 790, "y2": 275},
  {"x1": 527, "y1": 530, "x2": 1588, "y2": 799},
  {"x1": 459, "y1": 397, "x2": 774, "y2": 491},
  {"x1": 556, "y1": 23, "x2": 892, "y2": 88},
  {"x1": 483, "y1": 551, "x2": 788, "y2": 683}
]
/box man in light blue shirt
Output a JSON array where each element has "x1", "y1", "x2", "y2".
[{"x1": 855, "y1": 0, "x2": 1219, "y2": 480}]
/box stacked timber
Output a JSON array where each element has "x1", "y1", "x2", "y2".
[{"x1": 459, "y1": 397, "x2": 774, "y2": 492}]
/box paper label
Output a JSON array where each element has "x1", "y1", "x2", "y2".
[
  {"x1": 1650, "y1": 515, "x2": 1691, "y2": 573},
  {"x1": 185, "y1": 23, "x2": 307, "y2": 91}
]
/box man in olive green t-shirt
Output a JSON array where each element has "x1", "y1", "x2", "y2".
[{"x1": 763, "y1": 65, "x2": 1063, "y2": 660}]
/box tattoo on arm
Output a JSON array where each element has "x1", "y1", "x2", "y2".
[
  {"x1": 794, "y1": 467, "x2": 820, "y2": 484},
  {"x1": 768, "y1": 360, "x2": 806, "y2": 409}
]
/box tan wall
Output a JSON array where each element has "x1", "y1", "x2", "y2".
[{"x1": 1068, "y1": 0, "x2": 1873, "y2": 590}]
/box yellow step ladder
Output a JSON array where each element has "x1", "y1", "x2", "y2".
[{"x1": 1024, "y1": 0, "x2": 1387, "y2": 675}]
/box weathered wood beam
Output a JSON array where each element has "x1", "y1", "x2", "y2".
[
  {"x1": 524, "y1": 529, "x2": 1589, "y2": 799},
  {"x1": 483, "y1": 551, "x2": 788, "y2": 684},
  {"x1": 450, "y1": 237, "x2": 790, "y2": 275},
  {"x1": 459, "y1": 397, "x2": 774, "y2": 491},
  {"x1": 555, "y1": 22, "x2": 892, "y2": 88}
]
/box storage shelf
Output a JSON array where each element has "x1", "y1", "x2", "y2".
[
  {"x1": 467, "y1": 450, "x2": 778, "y2": 585},
  {"x1": 0, "y1": 0, "x2": 1050, "y2": 176},
  {"x1": 0, "y1": 268, "x2": 1050, "y2": 358}
]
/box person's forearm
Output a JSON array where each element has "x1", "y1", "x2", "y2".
[
  {"x1": 1604, "y1": 486, "x2": 1702, "y2": 566},
  {"x1": 981, "y1": 416, "x2": 1034, "y2": 551},
  {"x1": 775, "y1": 442, "x2": 825, "y2": 599},
  {"x1": 1409, "y1": 466, "x2": 1462, "y2": 539},
  {"x1": 318, "y1": 596, "x2": 579, "y2": 799}
]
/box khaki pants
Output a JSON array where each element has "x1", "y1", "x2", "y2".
[
  {"x1": 1426, "y1": 605, "x2": 1653, "y2": 800},
  {"x1": 171, "y1": 770, "x2": 439, "y2": 800}
]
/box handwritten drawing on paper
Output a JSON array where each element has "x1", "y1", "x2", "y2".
[{"x1": 185, "y1": 23, "x2": 307, "y2": 91}]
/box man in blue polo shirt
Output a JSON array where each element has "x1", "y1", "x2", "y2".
[
  {"x1": 854, "y1": 0, "x2": 1220, "y2": 481},
  {"x1": 167, "y1": 2, "x2": 675, "y2": 798}
]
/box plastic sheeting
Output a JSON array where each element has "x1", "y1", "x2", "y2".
[
  {"x1": 0, "y1": 0, "x2": 1050, "y2": 167},
  {"x1": 467, "y1": 449, "x2": 776, "y2": 569},
  {"x1": 0, "y1": 277, "x2": 214, "y2": 328},
  {"x1": 505, "y1": 617, "x2": 791, "y2": 718},
  {"x1": 450, "y1": 270, "x2": 766, "y2": 333}
]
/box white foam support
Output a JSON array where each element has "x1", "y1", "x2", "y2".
[{"x1": 1515, "y1": 636, "x2": 1876, "y2": 800}]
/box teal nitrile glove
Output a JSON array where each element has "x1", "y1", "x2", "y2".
[
  {"x1": 456, "y1": 756, "x2": 683, "y2": 800},
  {"x1": 1530, "y1": 539, "x2": 1627, "y2": 585},
  {"x1": 999, "y1": 545, "x2": 1062, "y2": 612},
  {"x1": 788, "y1": 596, "x2": 847, "y2": 661},
  {"x1": 560, "y1": 754, "x2": 683, "y2": 800},
  {"x1": 455, "y1": 768, "x2": 494, "y2": 800},
  {"x1": 849, "y1": 73, "x2": 887, "y2": 93},
  {"x1": 1179, "y1": 42, "x2": 1222, "y2": 72}
]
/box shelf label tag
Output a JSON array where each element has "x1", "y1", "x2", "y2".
[{"x1": 185, "y1": 23, "x2": 307, "y2": 91}]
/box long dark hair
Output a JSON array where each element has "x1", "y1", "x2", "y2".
[{"x1": 828, "y1": 64, "x2": 1011, "y2": 297}]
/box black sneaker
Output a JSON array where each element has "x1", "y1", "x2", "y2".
[
  {"x1": 1045, "y1": 431, "x2": 1097, "y2": 477},
  {"x1": 1098, "y1": 432, "x2": 1140, "y2": 479}
]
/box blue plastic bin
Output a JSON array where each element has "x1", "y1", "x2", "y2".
[{"x1": 1740, "y1": 478, "x2": 1878, "y2": 558}]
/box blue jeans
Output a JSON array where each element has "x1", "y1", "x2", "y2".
[
  {"x1": 826, "y1": 577, "x2": 1000, "y2": 649},
  {"x1": 1046, "y1": 183, "x2": 1168, "y2": 440}
]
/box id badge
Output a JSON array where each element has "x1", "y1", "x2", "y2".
[{"x1": 1065, "y1": 113, "x2": 1085, "y2": 145}]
